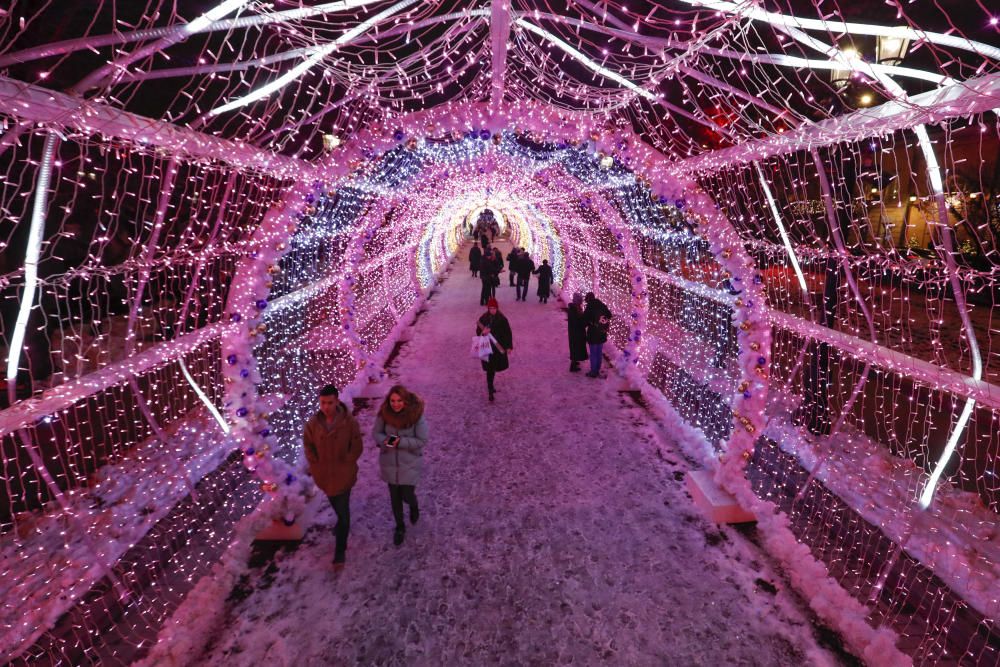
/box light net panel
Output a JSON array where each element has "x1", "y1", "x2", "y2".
[{"x1": 697, "y1": 117, "x2": 1000, "y2": 662}]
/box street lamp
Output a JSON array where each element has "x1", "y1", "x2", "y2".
[
  {"x1": 829, "y1": 47, "x2": 857, "y2": 91},
  {"x1": 876, "y1": 34, "x2": 910, "y2": 66}
]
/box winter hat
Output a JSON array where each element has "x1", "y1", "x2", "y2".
[
  {"x1": 487, "y1": 297, "x2": 499, "y2": 308},
  {"x1": 571, "y1": 292, "x2": 583, "y2": 306}
]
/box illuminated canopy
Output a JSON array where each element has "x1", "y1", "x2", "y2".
[{"x1": 0, "y1": 1, "x2": 998, "y2": 664}]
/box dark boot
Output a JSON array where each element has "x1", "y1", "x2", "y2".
[
  {"x1": 570, "y1": 361, "x2": 580, "y2": 372},
  {"x1": 410, "y1": 502, "x2": 420, "y2": 525},
  {"x1": 333, "y1": 551, "x2": 346, "y2": 568},
  {"x1": 394, "y1": 528, "x2": 405, "y2": 546}
]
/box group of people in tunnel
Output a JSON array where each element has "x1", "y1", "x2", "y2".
[
  {"x1": 469, "y1": 235, "x2": 553, "y2": 306},
  {"x1": 303, "y1": 382, "x2": 428, "y2": 567},
  {"x1": 300, "y1": 237, "x2": 614, "y2": 567}
]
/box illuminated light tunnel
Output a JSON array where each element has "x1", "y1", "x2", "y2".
[{"x1": 0, "y1": 1, "x2": 998, "y2": 665}]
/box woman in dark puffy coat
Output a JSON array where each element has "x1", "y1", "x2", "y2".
[
  {"x1": 469, "y1": 244, "x2": 482, "y2": 277},
  {"x1": 373, "y1": 384, "x2": 429, "y2": 546},
  {"x1": 567, "y1": 292, "x2": 589, "y2": 372},
  {"x1": 533, "y1": 259, "x2": 553, "y2": 303},
  {"x1": 476, "y1": 297, "x2": 513, "y2": 402}
]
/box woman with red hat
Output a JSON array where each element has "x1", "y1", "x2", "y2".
[{"x1": 475, "y1": 298, "x2": 513, "y2": 402}]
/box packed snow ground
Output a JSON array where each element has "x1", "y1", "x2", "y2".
[{"x1": 187, "y1": 241, "x2": 847, "y2": 666}]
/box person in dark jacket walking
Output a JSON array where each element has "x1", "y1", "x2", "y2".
[
  {"x1": 515, "y1": 252, "x2": 535, "y2": 301},
  {"x1": 469, "y1": 244, "x2": 482, "y2": 277},
  {"x1": 507, "y1": 247, "x2": 520, "y2": 287},
  {"x1": 303, "y1": 385, "x2": 363, "y2": 567},
  {"x1": 583, "y1": 292, "x2": 613, "y2": 377},
  {"x1": 533, "y1": 259, "x2": 553, "y2": 303},
  {"x1": 476, "y1": 297, "x2": 513, "y2": 401},
  {"x1": 479, "y1": 246, "x2": 503, "y2": 305},
  {"x1": 567, "y1": 292, "x2": 589, "y2": 372},
  {"x1": 373, "y1": 385, "x2": 429, "y2": 547}
]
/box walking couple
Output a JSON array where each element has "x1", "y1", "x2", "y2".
[
  {"x1": 303, "y1": 383, "x2": 429, "y2": 568},
  {"x1": 567, "y1": 291, "x2": 613, "y2": 377}
]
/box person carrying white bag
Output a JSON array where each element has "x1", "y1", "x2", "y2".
[{"x1": 474, "y1": 297, "x2": 513, "y2": 402}]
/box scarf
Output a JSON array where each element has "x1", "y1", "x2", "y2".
[{"x1": 379, "y1": 391, "x2": 425, "y2": 430}]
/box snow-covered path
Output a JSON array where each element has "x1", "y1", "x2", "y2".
[{"x1": 193, "y1": 241, "x2": 843, "y2": 666}]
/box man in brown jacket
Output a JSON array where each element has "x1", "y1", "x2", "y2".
[{"x1": 304, "y1": 385, "x2": 363, "y2": 567}]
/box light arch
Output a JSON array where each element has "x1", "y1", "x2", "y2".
[{"x1": 221, "y1": 103, "x2": 772, "y2": 524}]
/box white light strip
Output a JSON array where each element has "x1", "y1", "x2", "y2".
[
  {"x1": 699, "y1": 47, "x2": 952, "y2": 86},
  {"x1": 919, "y1": 398, "x2": 975, "y2": 509},
  {"x1": 208, "y1": 0, "x2": 419, "y2": 116},
  {"x1": 677, "y1": 0, "x2": 1000, "y2": 61},
  {"x1": 515, "y1": 19, "x2": 657, "y2": 101},
  {"x1": 915, "y1": 124, "x2": 982, "y2": 509},
  {"x1": 184, "y1": 0, "x2": 252, "y2": 34},
  {"x1": 178, "y1": 359, "x2": 231, "y2": 433},
  {"x1": 6, "y1": 133, "x2": 58, "y2": 382},
  {"x1": 754, "y1": 161, "x2": 808, "y2": 294}
]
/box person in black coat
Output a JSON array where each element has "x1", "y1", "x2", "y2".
[
  {"x1": 515, "y1": 252, "x2": 535, "y2": 301},
  {"x1": 533, "y1": 259, "x2": 553, "y2": 303},
  {"x1": 567, "y1": 292, "x2": 589, "y2": 372},
  {"x1": 469, "y1": 244, "x2": 482, "y2": 277},
  {"x1": 476, "y1": 298, "x2": 512, "y2": 401},
  {"x1": 507, "y1": 248, "x2": 520, "y2": 287},
  {"x1": 583, "y1": 292, "x2": 613, "y2": 377},
  {"x1": 479, "y1": 247, "x2": 503, "y2": 305}
]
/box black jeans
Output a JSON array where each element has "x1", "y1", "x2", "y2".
[
  {"x1": 516, "y1": 276, "x2": 530, "y2": 300},
  {"x1": 388, "y1": 483, "x2": 417, "y2": 530},
  {"x1": 480, "y1": 278, "x2": 496, "y2": 305},
  {"x1": 486, "y1": 370, "x2": 496, "y2": 393},
  {"x1": 327, "y1": 490, "x2": 351, "y2": 555}
]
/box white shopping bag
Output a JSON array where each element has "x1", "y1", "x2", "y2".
[{"x1": 470, "y1": 334, "x2": 495, "y2": 361}]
